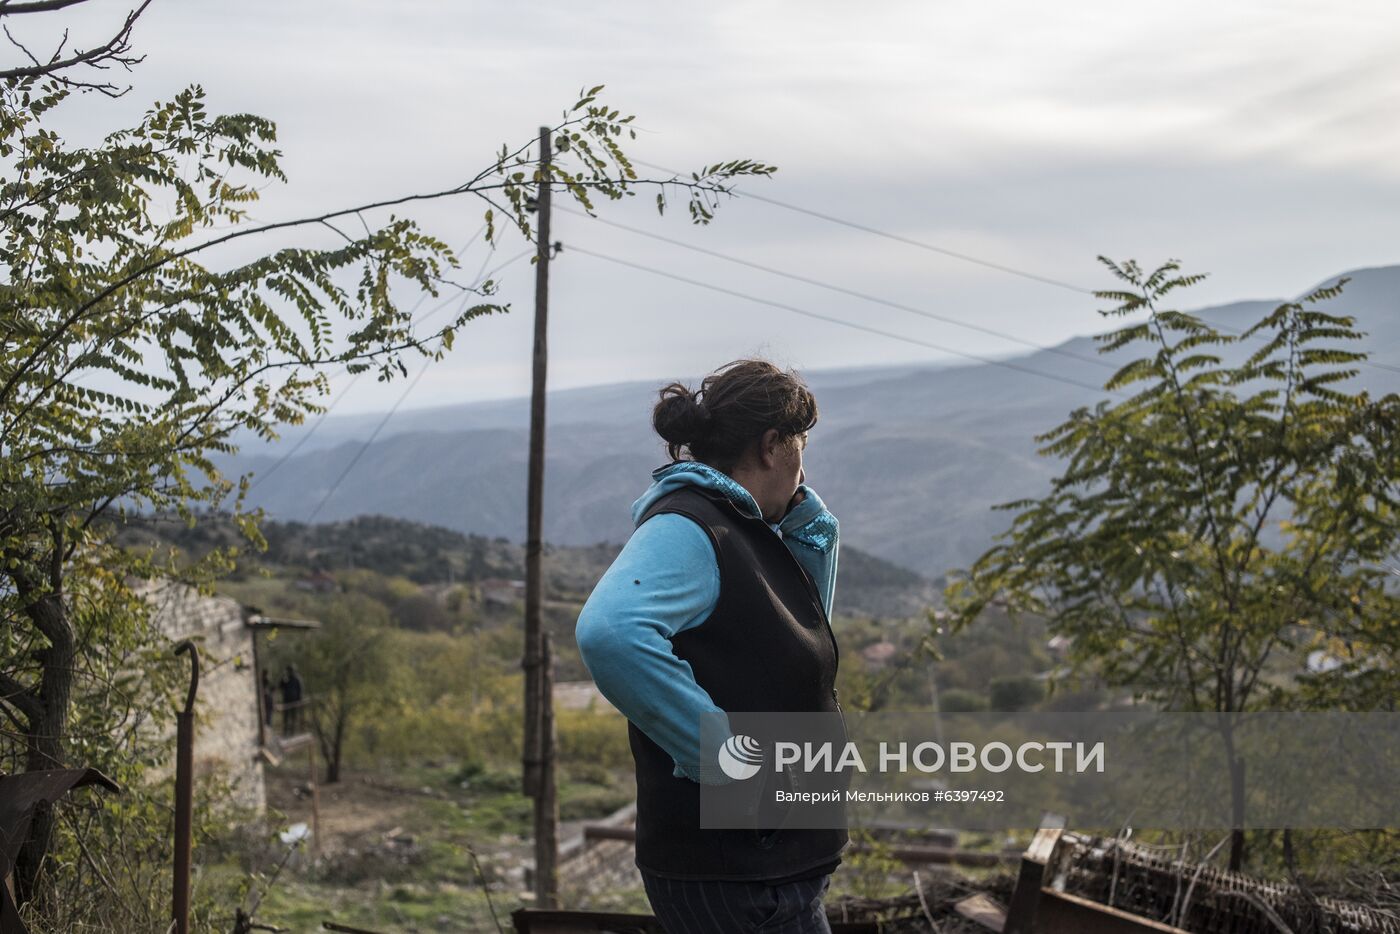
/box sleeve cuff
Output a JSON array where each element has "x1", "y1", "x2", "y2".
[
  {"x1": 672, "y1": 732, "x2": 739, "y2": 786},
  {"x1": 780, "y1": 485, "x2": 839, "y2": 555}
]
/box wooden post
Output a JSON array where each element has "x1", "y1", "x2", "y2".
[
  {"x1": 521, "y1": 125, "x2": 559, "y2": 907},
  {"x1": 251, "y1": 626, "x2": 266, "y2": 749},
  {"x1": 307, "y1": 742, "x2": 321, "y2": 857},
  {"x1": 533, "y1": 632, "x2": 559, "y2": 905}
]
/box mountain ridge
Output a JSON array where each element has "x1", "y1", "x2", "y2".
[{"x1": 219, "y1": 264, "x2": 1400, "y2": 580}]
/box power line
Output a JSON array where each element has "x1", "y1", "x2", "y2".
[
  {"x1": 305, "y1": 353, "x2": 432, "y2": 524},
  {"x1": 247, "y1": 370, "x2": 364, "y2": 492},
  {"x1": 631, "y1": 158, "x2": 1095, "y2": 295},
  {"x1": 408, "y1": 247, "x2": 534, "y2": 335},
  {"x1": 637, "y1": 161, "x2": 1400, "y2": 378},
  {"x1": 295, "y1": 247, "x2": 533, "y2": 517},
  {"x1": 557, "y1": 204, "x2": 1115, "y2": 371},
  {"x1": 251, "y1": 245, "x2": 533, "y2": 495},
  {"x1": 565, "y1": 243, "x2": 1116, "y2": 396},
  {"x1": 248, "y1": 231, "x2": 484, "y2": 493}
]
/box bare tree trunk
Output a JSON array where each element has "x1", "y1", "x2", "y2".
[
  {"x1": 14, "y1": 585, "x2": 74, "y2": 907},
  {"x1": 327, "y1": 710, "x2": 347, "y2": 785},
  {"x1": 1213, "y1": 717, "x2": 1248, "y2": 872},
  {"x1": 1226, "y1": 745, "x2": 1247, "y2": 871},
  {"x1": 314, "y1": 700, "x2": 349, "y2": 785}
]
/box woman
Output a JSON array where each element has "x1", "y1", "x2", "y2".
[{"x1": 576, "y1": 358, "x2": 846, "y2": 933}]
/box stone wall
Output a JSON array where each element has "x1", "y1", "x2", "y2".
[{"x1": 143, "y1": 581, "x2": 266, "y2": 813}]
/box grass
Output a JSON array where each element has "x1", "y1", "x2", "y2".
[
  {"x1": 261, "y1": 877, "x2": 519, "y2": 933},
  {"x1": 237, "y1": 757, "x2": 641, "y2": 933}
]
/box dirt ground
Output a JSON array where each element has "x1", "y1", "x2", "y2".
[
  {"x1": 263, "y1": 763, "x2": 612, "y2": 888},
  {"x1": 265, "y1": 765, "x2": 428, "y2": 853}
]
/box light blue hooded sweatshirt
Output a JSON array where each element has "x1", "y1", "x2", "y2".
[{"x1": 574, "y1": 460, "x2": 840, "y2": 783}]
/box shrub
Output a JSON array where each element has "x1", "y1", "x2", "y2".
[
  {"x1": 990, "y1": 676, "x2": 1044, "y2": 711},
  {"x1": 939, "y1": 689, "x2": 988, "y2": 712}
]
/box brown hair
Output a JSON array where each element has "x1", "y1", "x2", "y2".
[{"x1": 652, "y1": 358, "x2": 818, "y2": 473}]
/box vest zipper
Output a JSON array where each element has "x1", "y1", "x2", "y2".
[
  {"x1": 783, "y1": 537, "x2": 841, "y2": 675},
  {"x1": 753, "y1": 508, "x2": 845, "y2": 715}
]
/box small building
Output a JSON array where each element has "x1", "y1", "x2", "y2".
[{"x1": 142, "y1": 580, "x2": 318, "y2": 814}]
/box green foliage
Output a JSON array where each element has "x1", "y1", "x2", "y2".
[
  {"x1": 244, "y1": 569, "x2": 630, "y2": 777},
  {"x1": 558, "y1": 782, "x2": 634, "y2": 822},
  {"x1": 988, "y1": 675, "x2": 1044, "y2": 711},
  {"x1": 556, "y1": 707, "x2": 633, "y2": 771},
  {"x1": 266, "y1": 593, "x2": 392, "y2": 782},
  {"x1": 9, "y1": 586, "x2": 249, "y2": 933},
  {"x1": 927, "y1": 606, "x2": 1051, "y2": 695},
  {"x1": 938, "y1": 689, "x2": 989, "y2": 713},
  {"x1": 482, "y1": 84, "x2": 775, "y2": 242},
  {"x1": 946, "y1": 259, "x2": 1400, "y2": 715},
  {"x1": 836, "y1": 829, "x2": 906, "y2": 902},
  {"x1": 1, "y1": 50, "x2": 775, "y2": 915}
]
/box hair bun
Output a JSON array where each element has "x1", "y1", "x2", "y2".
[{"x1": 653, "y1": 382, "x2": 712, "y2": 447}]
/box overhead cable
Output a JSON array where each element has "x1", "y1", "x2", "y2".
[
  {"x1": 565, "y1": 243, "x2": 1116, "y2": 396},
  {"x1": 557, "y1": 204, "x2": 1114, "y2": 371},
  {"x1": 631, "y1": 158, "x2": 1095, "y2": 295}
]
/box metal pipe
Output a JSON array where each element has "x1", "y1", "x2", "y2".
[{"x1": 172, "y1": 640, "x2": 200, "y2": 934}]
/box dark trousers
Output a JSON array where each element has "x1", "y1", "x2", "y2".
[{"x1": 641, "y1": 870, "x2": 832, "y2": 933}]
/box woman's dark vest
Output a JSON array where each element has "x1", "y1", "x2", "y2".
[{"x1": 629, "y1": 483, "x2": 848, "y2": 881}]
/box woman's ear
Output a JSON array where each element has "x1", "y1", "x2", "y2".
[{"x1": 758, "y1": 428, "x2": 781, "y2": 468}]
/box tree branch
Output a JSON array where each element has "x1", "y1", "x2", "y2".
[
  {"x1": 0, "y1": 0, "x2": 151, "y2": 97},
  {"x1": 0, "y1": 160, "x2": 739, "y2": 413},
  {"x1": 0, "y1": 670, "x2": 41, "y2": 722},
  {"x1": 0, "y1": 1, "x2": 94, "y2": 15}
]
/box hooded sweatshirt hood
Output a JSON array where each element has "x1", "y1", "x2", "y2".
[{"x1": 630, "y1": 460, "x2": 773, "y2": 530}]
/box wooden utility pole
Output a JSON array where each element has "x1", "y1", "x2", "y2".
[{"x1": 521, "y1": 126, "x2": 559, "y2": 908}]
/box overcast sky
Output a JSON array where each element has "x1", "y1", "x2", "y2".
[{"x1": 28, "y1": 0, "x2": 1400, "y2": 414}]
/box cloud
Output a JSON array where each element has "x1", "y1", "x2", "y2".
[{"x1": 28, "y1": 0, "x2": 1400, "y2": 413}]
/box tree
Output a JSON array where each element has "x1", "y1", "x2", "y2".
[
  {"x1": 274, "y1": 594, "x2": 390, "y2": 785},
  {"x1": 0, "y1": 2, "x2": 776, "y2": 906},
  {"x1": 14, "y1": 578, "x2": 223, "y2": 932},
  {"x1": 988, "y1": 675, "x2": 1043, "y2": 711},
  {"x1": 946, "y1": 258, "x2": 1400, "y2": 869}
]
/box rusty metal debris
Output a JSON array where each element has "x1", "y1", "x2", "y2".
[
  {"x1": 1005, "y1": 828, "x2": 1400, "y2": 934},
  {"x1": 537, "y1": 820, "x2": 1400, "y2": 933},
  {"x1": 172, "y1": 639, "x2": 200, "y2": 934}
]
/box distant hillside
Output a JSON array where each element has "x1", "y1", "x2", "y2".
[
  {"x1": 125, "y1": 514, "x2": 938, "y2": 620},
  {"x1": 216, "y1": 265, "x2": 1400, "y2": 581}
]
